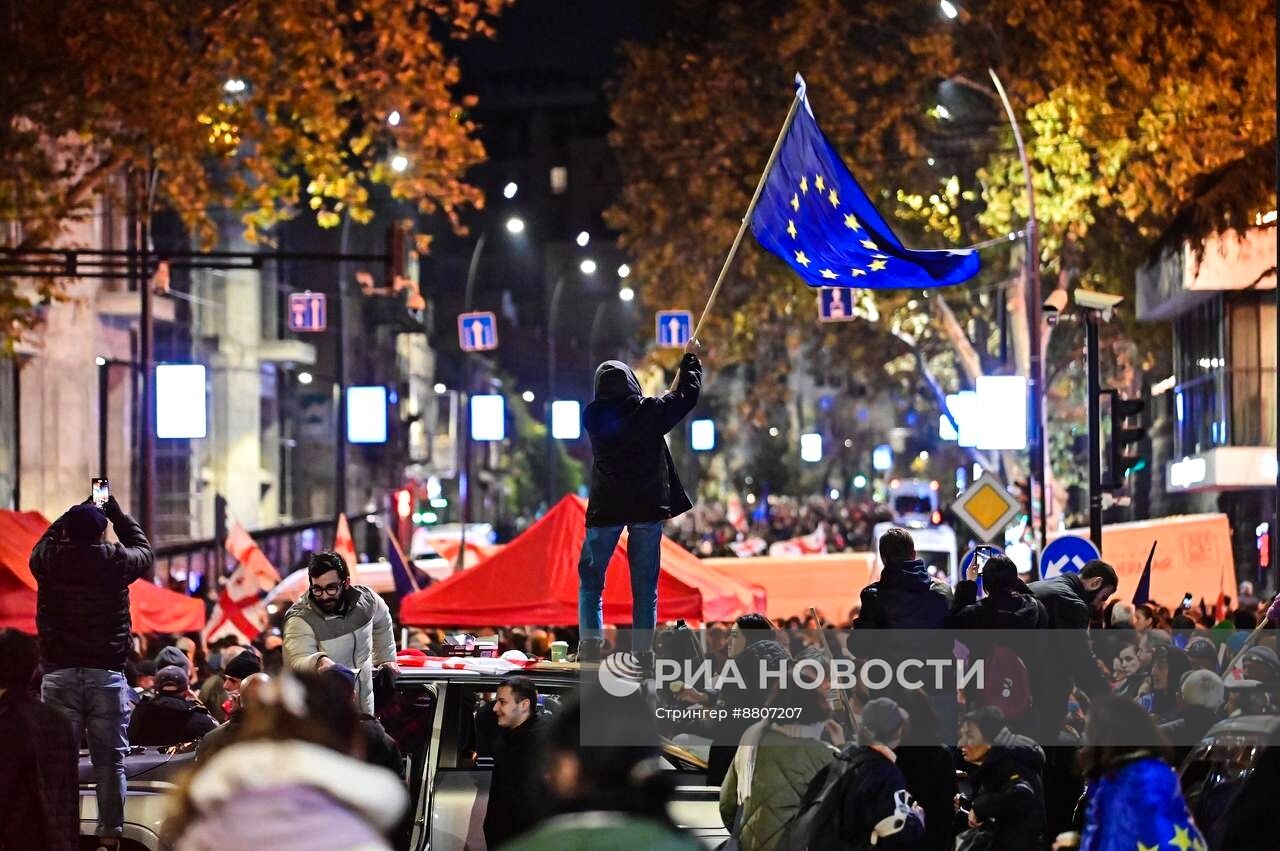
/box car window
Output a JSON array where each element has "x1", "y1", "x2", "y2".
[
  {"x1": 446, "y1": 682, "x2": 571, "y2": 769},
  {"x1": 378, "y1": 683, "x2": 439, "y2": 793}
]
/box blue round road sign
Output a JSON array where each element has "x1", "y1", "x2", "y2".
[{"x1": 1041, "y1": 535, "x2": 1101, "y2": 579}]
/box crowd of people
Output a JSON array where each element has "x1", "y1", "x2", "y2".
[
  {"x1": 4, "y1": 493, "x2": 1280, "y2": 851},
  {"x1": 667, "y1": 494, "x2": 889, "y2": 556}
]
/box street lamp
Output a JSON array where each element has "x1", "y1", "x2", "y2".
[
  {"x1": 390, "y1": 154, "x2": 409, "y2": 173},
  {"x1": 503, "y1": 181, "x2": 518, "y2": 199},
  {"x1": 617, "y1": 263, "x2": 631, "y2": 278},
  {"x1": 505, "y1": 216, "x2": 525, "y2": 234},
  {"x1": 297, "y1": 371, "x2": 313, "y2": 385},
  {"x1": 580, "y1": 258, "x2": 597, "y2": 274},
  {"x1": 619, "y1": 286, "x2": 635, "y2": 302},
  {"x1": 387, "y1": 110, "x2": 402, "y2": 126},
  {"x1": 434, "y1": 382, "x2": 447, "y2": 394},
  {"x1": 522, "y1": 390, "x2": 535, "y2": 403},
  {"x1": 940, "y1": 0, "x2": 959, "y2": 18},
  {"x1": 576, "y1": 230, "x2": 590, "y2": 247}
]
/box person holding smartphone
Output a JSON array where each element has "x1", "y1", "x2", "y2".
[{"x1": 29, "y1": 486, "x2": 154, "y2": 849}]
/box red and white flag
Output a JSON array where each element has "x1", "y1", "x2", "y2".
[
  {"x1": 729, "y1": 537, "x2": 768, "y2": 558},
  {"x1": 335, "y1": 513, "x2": 358, "y2": 572},
  {"x1": 726, "y1": 494, "x2": 749, "y2": 533},
  {"x1": 225, "y1": 520, "x2": 280, "y2": 592},
  {"x1": 768, "y1": 525, "x2": 827, "y2": 557},
  {"x1": 203, "y1": 563, "x2": 270, "y2": 645}
]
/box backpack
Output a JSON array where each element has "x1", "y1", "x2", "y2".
[
  {"x1": 776, "y1": 748, "x2": 880, "y2": 851},
  {"x1": 981, "y1": 644, "x2": 1032, "y2": 721}
]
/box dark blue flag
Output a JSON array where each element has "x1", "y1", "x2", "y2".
[
  {"x1": 1131, "y1": 540, "x2": 1157, "y2": 606},
  {"x1": 750, "y1": 75, "x2": 981, "y2": 289},
  {"x1": 386, "y1": 530, "x2": 421, "y2": 599}
]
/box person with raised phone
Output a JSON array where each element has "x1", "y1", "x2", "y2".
[{"x1": 577, "y1": 338, "x2": 702, "y2": 666}]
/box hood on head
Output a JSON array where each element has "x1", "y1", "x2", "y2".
[
  {"x1": 880, "y1": 558, "x2": 932, "y2": 591},
  {"x1": 593, "y1": 360, "x2": 641, "y2": 400}
]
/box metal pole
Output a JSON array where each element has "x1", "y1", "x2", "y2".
[
  {"x1": 988, "y1": 68, "x2": 1049, "y2": 559},
  {"x1": 546, "y1": 275, "x2": 566, "y2": 508},
  {"x1": 11, "y1": 359, "x2": 19, "y2": 510},
  {"x1": 138, "y1": 170, "x2": 156, "y2": 539},
  {"x1": 1086, "y1": 309, "x2": 1103, "y2": 551},
  {"x1": 457, "y1": 233, "x2": 487, "y2": 571},
  {"x1": 98, "y1": 362, "x2": 109, "y2": 477},
  {"x1": 335, "y1": 218, "x2": 351, "y2": 517}
]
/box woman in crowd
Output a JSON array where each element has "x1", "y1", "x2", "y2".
[
  {"x1": 1140, "y1": 644, "x2": 1192, "y2": 720},
  {"x1": 719, "y1": 663, "x2": 838, "y2": 851},
  {"x1": 1075, "y1": 697, "x2": 1206, "y2": 851},
  {"x1": 955, "y1": 706, "x2": 1046, "y2": 851},
  {"x1": 163, "y1": 672, "x2": 407, "y2": 850}
]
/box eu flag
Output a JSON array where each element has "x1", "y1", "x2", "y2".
[{"x1": 750, "y1": 75, "x2": 980, "y2": 289}]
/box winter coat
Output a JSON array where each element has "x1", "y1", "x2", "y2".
[
  {"x1": 0, "y1": 690, "x2": 78, "y2": 851},
  {"x1": 173, "y1": 739, "x2": 408, "y2": 851},
  {"x1": 30, "y1": 507, "x2": 153, "y2": 672},
  {"x1": 896, "y1": 742, "x2": 957, "y2": 851},
  {"x1": 837, "y1": 745, "x2": 926, "y2": 850},
  {"x1": 195, "y1": 708, "x2": 243, "y2": 765},
  {"x1": 849, "y1": 559, "x2": 954, "y2": 691},
  {"x1": 950, "y1": 583, "x2": 1048, "y2": 729},
  {"x1": 283, "y1": 584, "x2": 396, "y2": 715},
  {"x1": 583, "y1": 355, "x2": 701, "y2": 527},
  {"x1": 719, "y1": 721, "x2": 838, "y2": 851},
  {"x1": 705, "y1": 639, "x2": 792, "y2": 785},
  {"x1": 127, "y1": 694, "x2": 218, "y2": 746},
  {"x1": 962, "y1": 728, "x2": 1046, "y2": 851},
  {"x1": 1157, "y1": 704, "x2": 1219, "y2": 748},
  {"x1": 485, "y1": 712, "x2": 546, "y2": 848},
  {"x1": 1026, "y1": 574, "x2": 1112, "y2": 738},
  {"x1": 499, "y1": 812, "x2": 703, "y2": 851},
  {"x1": 1079, "y1": 755, "x2": 1206, "y2": 851}
]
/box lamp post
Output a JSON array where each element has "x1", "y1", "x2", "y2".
[{"x1": 546, "y1": 274, "x2": 567, "y2": 508}]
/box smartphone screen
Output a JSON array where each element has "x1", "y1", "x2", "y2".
[
  {"x1": 1181, "y1": 593, "x2": 1193, "y2": 609},
  {"x1": 91, "y1": 478, "x2": 109, "y2": 507}
]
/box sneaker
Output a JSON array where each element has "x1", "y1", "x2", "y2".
[{"x1": 576, "y1": 637, "x2": 606, "y2": 663}]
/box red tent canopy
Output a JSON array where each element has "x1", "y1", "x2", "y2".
[
  {"x1": 0, "y1": 510, "x2": 206, "y2": 634},
  {"x1": 400, "y1": 496, "x2": 765, "y2": 627}
]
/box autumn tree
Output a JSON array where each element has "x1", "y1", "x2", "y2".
[
  {"x1": 0, "y1": 0, "x2": 512, "y2": 343},
  {"x1": 607, "y1": 0, "x2": 1274, "y2": 506}
]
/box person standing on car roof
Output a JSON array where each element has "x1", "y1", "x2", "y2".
[
  {"x1": 577, "y1": 341, "x2": 702, "y2": 664},
  {"x1": 30, "y1": 496, "x2": 154, "y2": 849},
  {"x1": 283, "y1": 551, "x2": 398, "y2": 714}
]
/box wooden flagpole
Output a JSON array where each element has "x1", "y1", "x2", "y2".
[{"x1": 668, "y1": 87, "x2": 805, "y2": 391}]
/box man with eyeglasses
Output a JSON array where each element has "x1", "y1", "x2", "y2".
[{"x1": 283, "y1": 551, "x2": 398, "y2": 714}]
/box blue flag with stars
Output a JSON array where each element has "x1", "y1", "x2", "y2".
[{"x1": 750, "y1": 75, "x2": 980, "y2": 289}]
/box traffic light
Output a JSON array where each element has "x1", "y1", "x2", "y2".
[
  {"x1": 395, "y1": 488, "x2": 413, "y2": 520},
  {"x1": 1104, "y1": 389, "x2": 1147, "y2": 489}
]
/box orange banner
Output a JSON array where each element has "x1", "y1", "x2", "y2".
[{"x1": 702, "y1": 553, "x2": 876, "y2": 624}]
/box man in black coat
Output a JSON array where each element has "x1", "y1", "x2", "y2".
[
  {"x1": 578, "y1": 344, "x2": 702, "y2": 660},
  {"x1": 126, "y1": 665, "x2": 218, "y2": 747},
  {"x1": 1025, "y1": 560, "x2": 1117, "y2": 742},
  {"x1": 30, "y1": 497, "x2": 153, "y2": 846},
  {"x1": 484, "y1": 676, "x2": 545, "y2": 848}
]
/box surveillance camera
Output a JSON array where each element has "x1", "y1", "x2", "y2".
[
  {"x1": 1043, "y1": 289, "x2": 1069, "y2": 325},
  {"x1": 1072, "y1": 289, "x2": 1125, "y2": 312}
]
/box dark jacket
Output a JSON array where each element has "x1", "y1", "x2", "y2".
[
  {"x1": 1157, "y1": 704, "x2": 1219, "y2": 749},
  {"x1": 949, "y1": 582, "x2": 1048, "y2": 730},
  {"x1": 896, "y1": 743, "x2": 957, "y2": 851},
  {"x1": 849, "y1": 559, "x2": 953, "y2": 690},
  {"x1": 0, "y1": 690, "x2": 78, "y2": 851},
  {"x1": 30, "y1": 505, "x2": 153, "y2": 672},
  {"x1": 1026, "y1": 574, "x2": 1111, "y2": 738},
  {"x1": 195, "y1": 707, "x2": 243, "y2": 765},
  {"x1": 705, "y1": 639, "x2": 792, "y2": 786},
  {"x1": 963, "y1": 729, "x2": 1046, "y2": 851},
  {"x1": 838, "y1": 746, "x2": 925, "y2": 849},
  {"x1": 127, "y1": 694, "x2": 219, "y2": 746},
  {"x1": 484, "y1": 711, "x2": 545, "y2": 847},
  {"x1": 583, "y1": 355, "x2": 701, "y2": 527}
]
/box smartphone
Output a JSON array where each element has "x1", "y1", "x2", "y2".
[
  {"x1": 1181, "y1": 592, "x2": 1193, "y2": 610},
  {"x1": 91, "y1": 478, "x2": 109, "y2": 508},
  {"x1": 975, "y1": 546, "x2": 992, "y2": 574}
]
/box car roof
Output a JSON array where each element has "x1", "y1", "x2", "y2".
[
  {"x1": 1202, "y1": 713, "x2": 1280, "y2": 739},
  {"x1": 396, "y1": 662, "x2": 583, "y2": 687}
]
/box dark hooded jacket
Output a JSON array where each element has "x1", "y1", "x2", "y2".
[
  {"x1": 949, "y1": 581, "x2": 1049, "y2": 729},
  {"x1": 962, "y1": 728, "x2": 1046, "y2": 851},
  {"x1": 1026, "y1": 574, "x2": 1112, "y2": 740},
  {"x1": 848, "y1": 559, "x2": 953, "y2": 685},
  {"x1": 30, "y1": 505, "x2": 153, "y2": 672},
  {"x1": 583, "y1": 355, "x2": 701, "y2": 527}
]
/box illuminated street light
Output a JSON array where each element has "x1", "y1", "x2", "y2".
[
  {"x1": 576, "y1": 230, "x2": 590, "y2": 247},
  {"x1": 503, "y1": 181, "x2": 518, "y2": 199},
  {"x1": 522, "y1": 390, "x2": 535, "y2": 403},
  {"x1": 434, "y1": 383, "x2": 447, "y2": 394},
  {"x1": 387, "y1": 109, "x2": 401, "y2": 126},
  {"x1": 580, "y1": 258, "x2": 597, "y2": 274},
  {"x1": 619, "y1": 286, "x2": 635, "y2": 302},
  {"x1": 223, "y1": 78, "x2": 247, "y2": 94},
  {"x1": 95, "y1": 356, "x2": 107, "y2": 366},
  {"x1": 297, "y1": 371, "x2": 313, "y2": 385},
  {"x1": 390, "y1": 154, "x2": 409, "y2": 173},
  {"x1": 940, "y1": 0, "x2": 959, "y2": 18},
  {"x1": 505, "y1": 216, "x2": 525, "y2": 234},
  {"x1": 617, "y1": 263, "x2": 631, "y2": 278}
]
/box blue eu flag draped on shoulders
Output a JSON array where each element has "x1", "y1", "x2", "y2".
[{"x1": 750, "y1": 74, "x2": 980, "y2": 290}]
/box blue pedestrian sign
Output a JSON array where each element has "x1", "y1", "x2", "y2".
[
  {"x1": 288, "y1": 292, "x2": 327, "y2": 332},
  {"x1": 655, "y1": 310, "x2": 693, "y2": 349},
  {"x1": 458, "y1": 311, "x2": 499, "y2": 352},
  {"x1": 818, "y1": 287, "x2": 856, "y2": 323},
  {"x1": 1041, "y1": 535, "x2": 1101, "y2": 579}
]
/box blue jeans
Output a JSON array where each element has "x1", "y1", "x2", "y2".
[
  {"x1": 42, "y1": 667, "x2": 131, "y2": 838},
  {"x1": 578, "y1": 521, "x2": 663, "y2": 654}
]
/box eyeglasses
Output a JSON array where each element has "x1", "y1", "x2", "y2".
[{"x1": 310, "y1": 582, "x2": 344, "y2": 597}]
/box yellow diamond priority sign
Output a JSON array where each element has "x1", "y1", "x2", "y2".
[{"x1": 952, "y1": 472, "x2": 1021, "y2": 542}]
